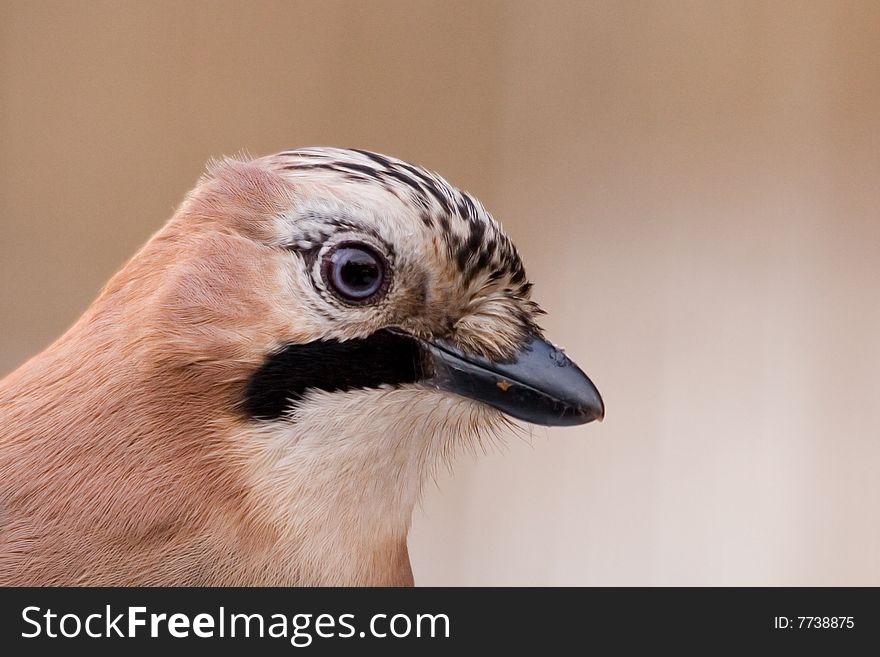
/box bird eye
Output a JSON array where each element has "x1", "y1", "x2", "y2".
[{"x1": 323, "y1": 242, "x2": 387, "y2": 303}]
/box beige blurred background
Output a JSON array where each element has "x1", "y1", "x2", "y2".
[{"x1": 2, "y1": 0, "x2": 879, "y2": 585}]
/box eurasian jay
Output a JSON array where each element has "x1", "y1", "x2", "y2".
[{"x1": 0, "y1": 148, "x2": 603, "y2": 585}]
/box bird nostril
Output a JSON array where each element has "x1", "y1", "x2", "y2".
[{"x1": 547, "y1": 345, "x2": 571, "y2": 367}]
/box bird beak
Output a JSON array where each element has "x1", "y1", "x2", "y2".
[{"x1": 420, "y1": 334, "x2": 604, "y2": 427}]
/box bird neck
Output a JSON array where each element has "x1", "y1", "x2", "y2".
[{"x1": 238, "y1": 387, "x2": 461, "y2": 585}]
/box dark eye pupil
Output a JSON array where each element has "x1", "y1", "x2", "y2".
[
  {"x1": 327, "y1": 245, "x2": 385, "y2": 301},
  {"x1": 340, "y1": 255, "x2": 378, "y2": 290}
]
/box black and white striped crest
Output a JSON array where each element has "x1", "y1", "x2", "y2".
[{"x1": 273, "y1": 147, "x2": 530, "y2": 294}]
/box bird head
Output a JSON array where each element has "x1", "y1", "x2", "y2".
[
  {"x1": 69, "y1": 147, "x2": 604, "y2": 582},
  {"x1": 206, "y1": 147, "x2": 605, "y2": 428}
]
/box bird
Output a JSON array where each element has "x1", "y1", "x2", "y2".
[{"x1": 0, "y1": 147, "x2": 603, "y2": 586}]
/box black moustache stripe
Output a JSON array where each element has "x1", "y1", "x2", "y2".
[{"x1": 243, "y1": 330, "x2": 425, "y2": 420}]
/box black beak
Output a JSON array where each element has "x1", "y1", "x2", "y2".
[{"x1": 420, "y1": 334, "x2": 604, "y2": 427}]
